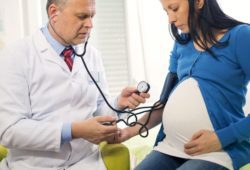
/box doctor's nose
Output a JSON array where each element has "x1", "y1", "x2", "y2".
[{"x1": 84, "y1": 17, "x2": 93, "y2": 29}]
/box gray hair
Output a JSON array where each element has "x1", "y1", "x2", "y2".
[{"x1": 46, "y1": 0, "x2": 68, "y2": 14}]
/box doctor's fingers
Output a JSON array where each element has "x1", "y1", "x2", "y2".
[
  {"x1": 127, "y1": 95, "x2": 146, "y2": 108},
  {"x1": 102, "y1": 131, "x2": 121, "y2": 144},
  {"x1": 131, "y1": 93, "x2": 148, "y2": 104},
  {"x1": 139, "y1": 92, "x2": 150, "y2": 99},
  {"x1": 95, "y1": 115, "x2": 117, "y2": 124},
  {"x1": 122, "y1": 86, "x2": 137, "y2": 96},
  {"x1": 90, "y1": 133, "x2": 117, "y2": 144},
  {"x1": 100, "y1": 124, "x2": 119, "y2": 135}
]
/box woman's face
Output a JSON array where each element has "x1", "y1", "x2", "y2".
[{"x1": 160, "y1": 0, "x2": 190, "y2": 33}]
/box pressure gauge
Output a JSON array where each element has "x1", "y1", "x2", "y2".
[{"x1": 137, "y1": 81, "x2": 150, "y2": 93}]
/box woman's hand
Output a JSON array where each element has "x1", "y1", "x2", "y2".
[
  {"x1": 109, "y1": 128, "x2": 133, "y2": 144},
  {"x1": 184, "y1": 130, "x2": 222, "y2": 156}
]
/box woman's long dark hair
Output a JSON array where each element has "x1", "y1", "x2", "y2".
[{"x1": 171, "y1": 0, "x2": 246, "y2": 57}]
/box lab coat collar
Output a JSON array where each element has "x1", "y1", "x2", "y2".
[{"x1": 32, "y1": 29, "x2": 74, "y2": 73}]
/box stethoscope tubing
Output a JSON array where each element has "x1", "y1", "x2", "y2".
[{"x1": 75, "y1": 41, "x2": 165, "y2": 137}]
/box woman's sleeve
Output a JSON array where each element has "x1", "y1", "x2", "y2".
[
  {"x1": 216, "y1": 25, "x2": 250, "y2": 148},
  {"x1": 236, "y1": 25, "x2": 250, "y2": 80},
  {"x1": 168, "y1": 42, "x2": 178, "y2": 73}
]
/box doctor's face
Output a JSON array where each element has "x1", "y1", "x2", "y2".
[
  {"x1": 160, "y1": 0, "x2": 189, "y2": 33},
  {"x1": 48, "y1": 0, "x2": 95, "y2": 46}
]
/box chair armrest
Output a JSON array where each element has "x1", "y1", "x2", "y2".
[{"x1": 0, "y1": 145, "x2": 8, "y2": 161}]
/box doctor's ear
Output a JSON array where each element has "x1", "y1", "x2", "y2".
[
  {"x1": 50, "y1": 11, "x2": 60, "y2": 21},
  {"x1": 54, "y1": 11, "x2": 60, "y2": 16}
]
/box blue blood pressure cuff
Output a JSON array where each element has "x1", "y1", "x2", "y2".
[{"x1": 159, "y1": 72, "x2": 179, "y2": 105}]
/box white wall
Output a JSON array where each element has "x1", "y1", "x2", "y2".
[
  {"x1": 218, "y1": 0, "x2": 250, "y2": 23},
  {"x1": 0, "y1": 0, "x2": 42, "y2": 46},
  {"x1": 125, "y1": 0, "x2": 171, "y2": 102},
  {"x1": 0, "y1": 0, "x2": 24, "y2": 46}
]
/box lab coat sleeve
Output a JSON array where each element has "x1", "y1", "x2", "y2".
[{"x1": 0, "y1": 43, "x2": 62, "y2": 152}]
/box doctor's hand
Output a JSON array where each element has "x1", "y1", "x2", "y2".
[
  {"x1": 71, "y1": 116, "x2": 118, "y2": 144},
  {"x1": 109, "y1": 127, "x2": 135, "y2": 144},
  {"x1": 117, "y1": 87, "x2": 150, "y2": 109},
  {"x1": 184, "y1": 130, "x2": 222, "y2": 156}
]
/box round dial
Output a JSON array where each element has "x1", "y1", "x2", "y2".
[{"x1": 137, "y1": 81, "x2": 150, "y2": 93}]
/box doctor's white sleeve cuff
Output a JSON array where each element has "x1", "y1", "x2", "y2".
[
  {"x1": 113, "y1": 96, "x2": 123, "y2": 114},
  {"x1": 113, "y1": 96, "x2": 130, "y2": 119},
  {"x1": 61, "y1": 122, "x2": 72, "y2": 144}
]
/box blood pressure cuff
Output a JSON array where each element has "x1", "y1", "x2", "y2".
[
  {"x1": 155, "y1": 72, "x2": 178, "y2": 146},
  {"x1": 159, "y1": 72, "x2": 178, "y2": 105}
]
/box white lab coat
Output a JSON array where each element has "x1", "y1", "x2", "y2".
[{"x1": 0, "y1": 29, "x2": 116, "y2": 170}]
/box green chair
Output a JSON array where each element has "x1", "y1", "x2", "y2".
[
  {"x1": 0, "y1": 145, "x2": 8, "y2": 161},
  {"x1": 99, "y1": 141, "x2": 130, "y2": 170},
  {"x1": 241, "y1": 164, "x2": 250, "y2": 170}
]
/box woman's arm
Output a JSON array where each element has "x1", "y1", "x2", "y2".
[{"x1": 115, "y1": 107, "x2": 164, "y2": 143}]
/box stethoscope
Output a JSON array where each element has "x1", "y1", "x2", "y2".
[
  {"x1": 73, "y1": 40, "x2": 165, "y2": 137},
  {"x1": 49, "y1": 19, "x2": 164, "y2": 137}
]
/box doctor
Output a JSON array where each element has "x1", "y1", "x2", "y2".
[{"x1": 0, "y1": 0, "x2": 149, "y2": 169}]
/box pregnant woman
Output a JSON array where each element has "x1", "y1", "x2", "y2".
[{"x1": 114, "y1": 0, "x2": 250, "y2": 170}]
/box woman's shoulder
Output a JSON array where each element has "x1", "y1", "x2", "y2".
[
  {"x1": 225, "y1": 24, "x2": 250, "y2": 44},
  {"x1": 229, "y1": 24, "x2": 250, "y2": 34}
]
